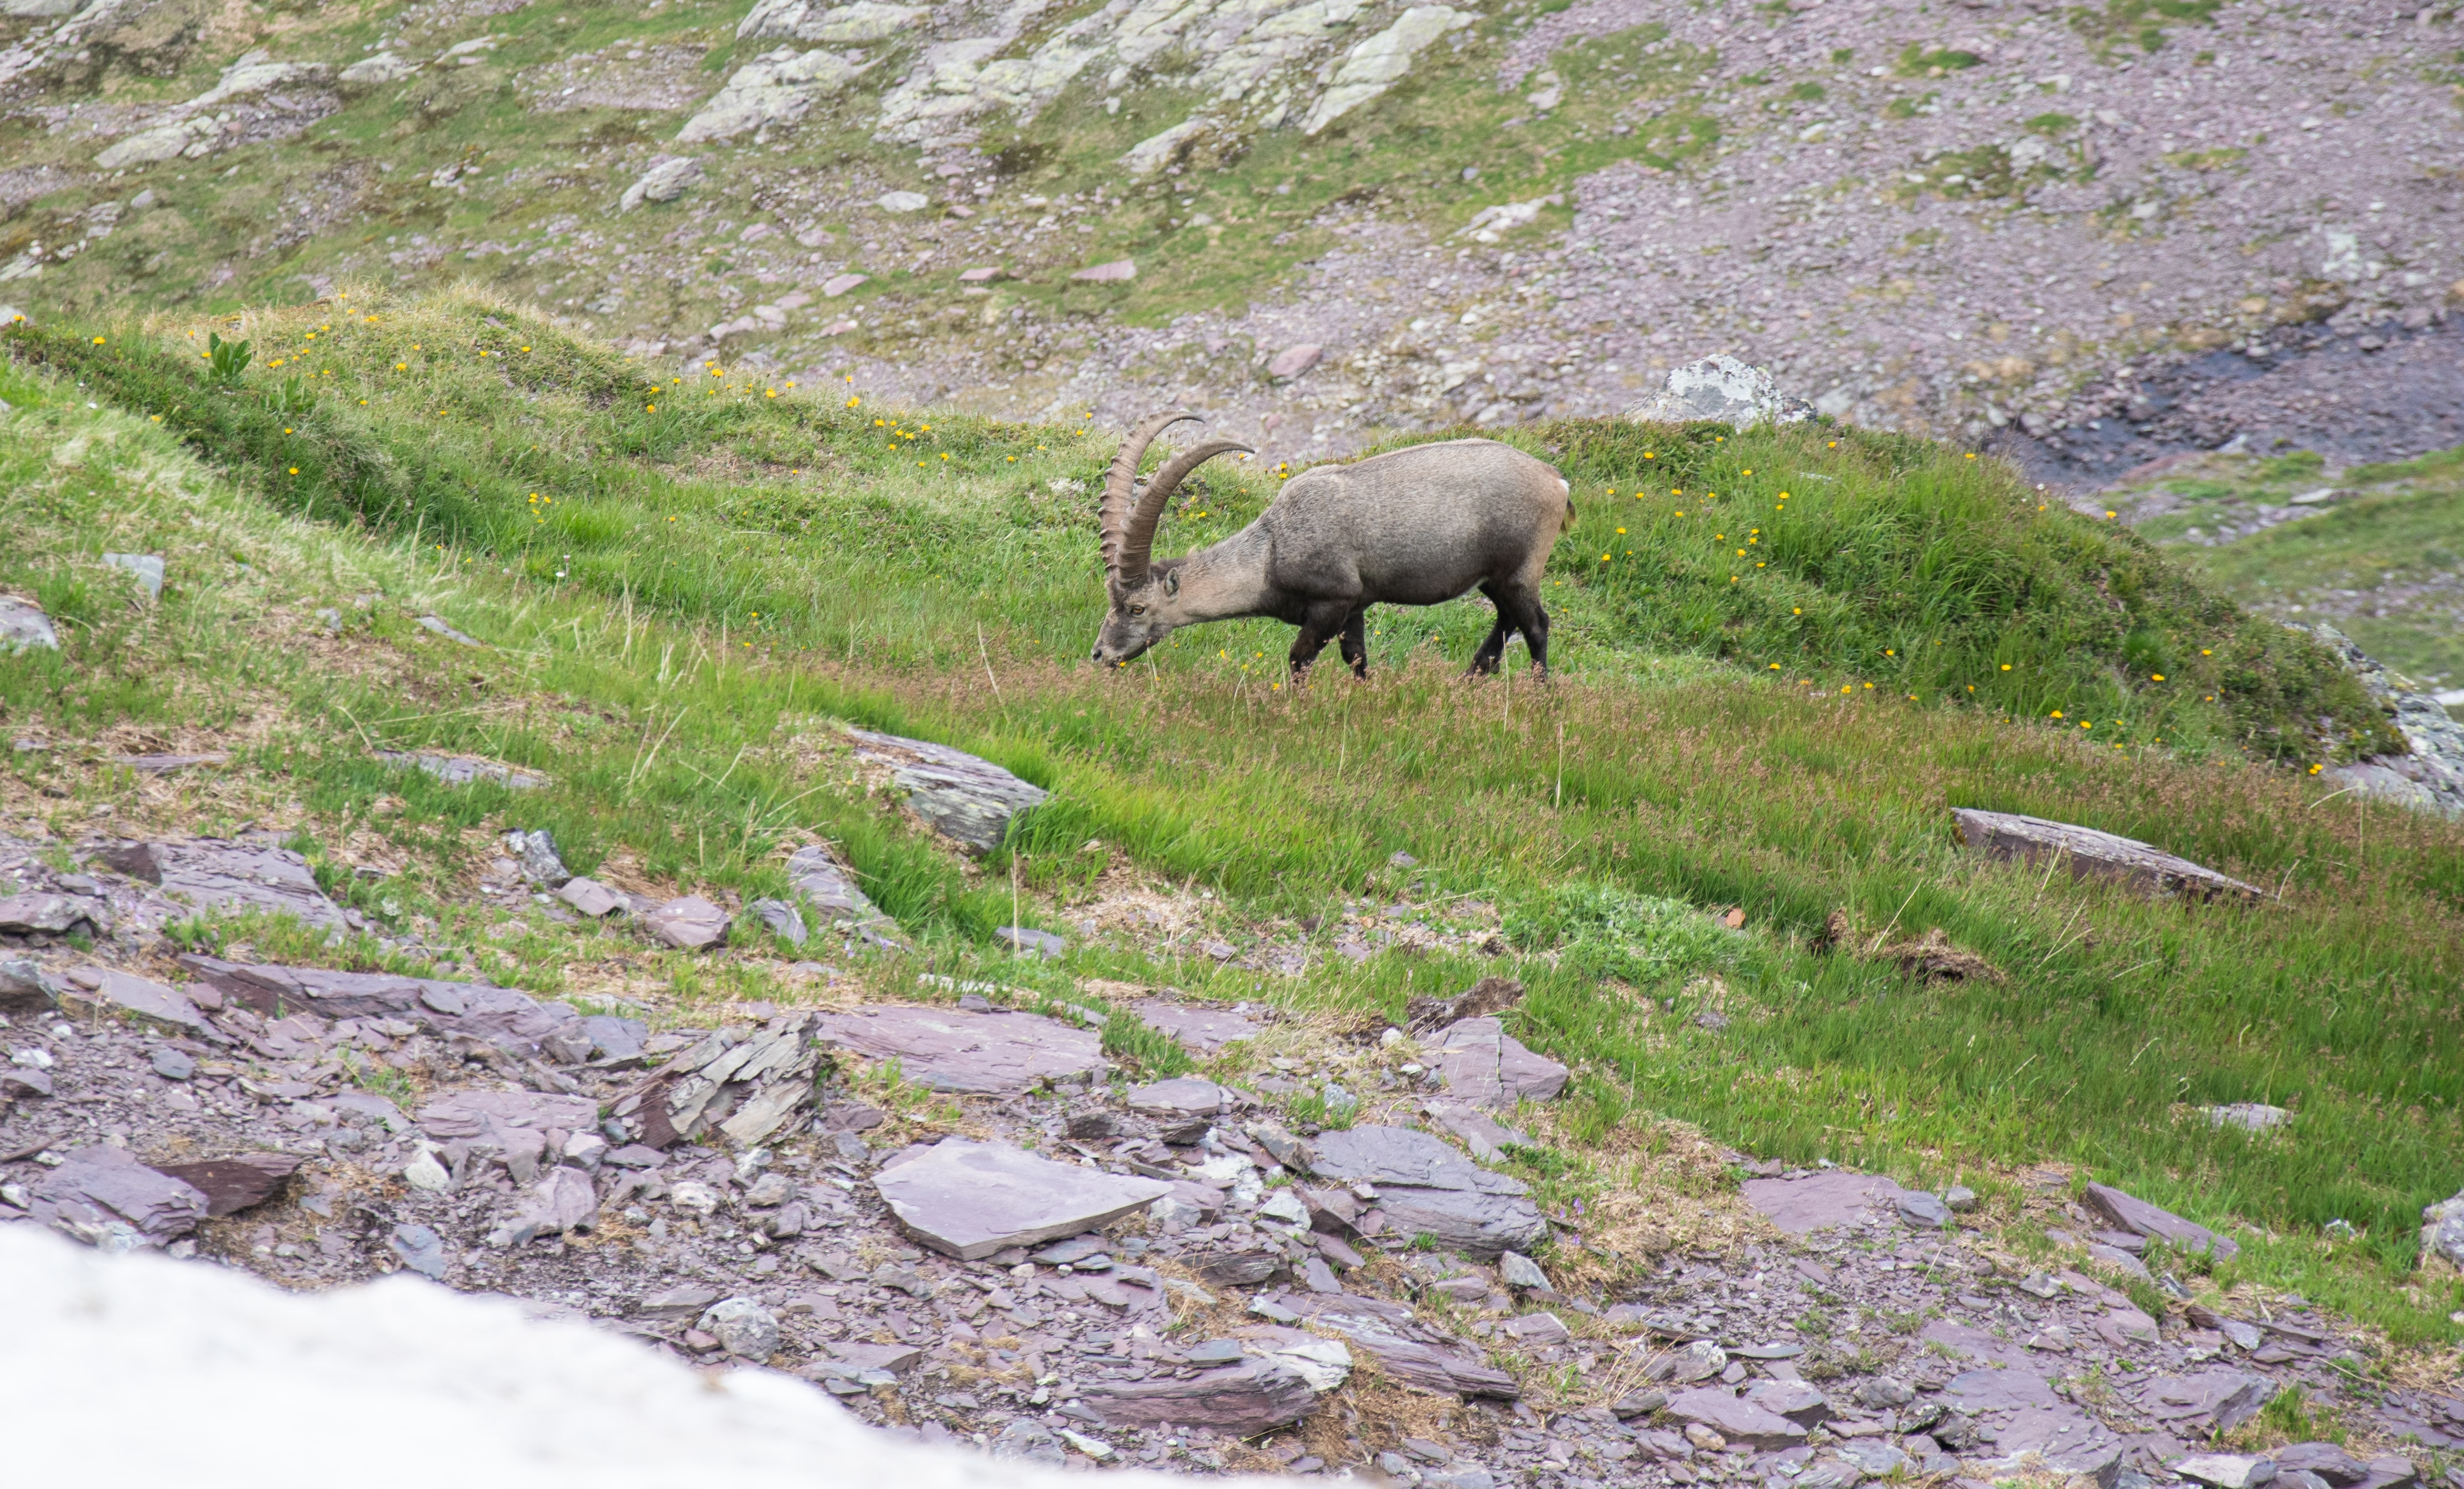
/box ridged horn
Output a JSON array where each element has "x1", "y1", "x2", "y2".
[
  {"x1": 1100, "y1": 410, "x2": 1200, "y2": 578},
  {"x1": 1118, "y1": 438, "x2": 1254, "y2": 586}
]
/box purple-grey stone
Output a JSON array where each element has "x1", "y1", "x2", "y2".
[
  {"x1": 645, "y1": 895, "x2": 730, "y2": 950},
  {"x1": 0, "y1": 893, "x2": 92, "y2": 934},
  {"x1": 1951, "y1": 808, "x2": 2261, "y2": 900},
  {"x1": 1745, "y1": 1379, "x2": 1832, "y2": 1426},
  {"x1": 96, "y1": 839, "x2": 348, "y2": 929},
  {"x1": 1944, "y1": 1367, "x2": 2058, "y2": 1413},
  {"x1": 812, "y1": 1004, "x2": 1105, "y2": 1095},
  {"x1": 698, "y1": 1297, "x2": 781, "y2": 1360},
  {"x1": 151, "y1": 1152, "x2": 304, "y2": 1218},
  {"x1": 485, "y1": 1166, "x2": 598, "y2": 1248},
  {"x1": 1123, "y1": 1000, "x2": 1260, "y2": 1055},
  {"x1": 2276, "y1": 1445, "x2": 2370, "y2": 1486},
  {"x1": 1741, "y1": 1170, "x2": 1910, "y2": 1234},
  {"x1": 1916, "y1": 1317, "x2": 2037, "y2": 1369},
  {"x1": 2138, "y1": 1368, "x2": 2279, "y2": 1433},
  {"x1": 2084, "y1": 1181, "x2": 2239, "y2": 1260},
  {"x1": 389, "y1": 1223, "x2": 447, "y2": 1280},
  {"x1": 60, "y1": 967, "x2": 207, "y2": 1034},
  {"x1": 31, "y1": 1145, "x2": 209, "y2": 1245},
  {"x1": 1421, "y1": 1099, "x2": 1534, "y2": 1162},
  {"x1": 1427, "y1": 1016, "x2": 1568, "y2": 1111},
  {"x1": 848, "y1": 729, "x2": 1050, "y2": 854},
  {"x1": 1083, "y1": 1358, "x2": 1321, "y2": 1434},
  {"x1": 869, "y1": 1137, "x2": 1169, "y2": 1260},
  {"x1": 416, "y1": 1090, "x2": 601, "y2": 1140},
  {"x1": 1127, "y1": 1076, "x2": 1234, "y2": 1117},
  {"x1": 1666, "y1": 1387, "x2": 1811, "y2": 1449},
  {"x1": 555, "y1": 877, "x2": 625, "y2": 917}
]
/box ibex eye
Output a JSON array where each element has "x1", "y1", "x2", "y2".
[{"x1": 1128, "y1": 605, "x2": 1146, "y2": 616}]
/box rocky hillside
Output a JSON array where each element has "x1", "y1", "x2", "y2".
[{"x1": 2, "y1": 0, "x2": 2461, "y2": 476}]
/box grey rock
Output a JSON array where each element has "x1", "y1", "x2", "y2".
[
  {"x1": 1184, "y1": 1338, "x2": 1245, "y2": 1366},
  {"x1": 581, "y1": 1014, "x2": 647, "y2": 1060},
  {"x1": 2137, "y1": 1368, "x2": 2279, "y2": 1433},
  {"x1": 2179, "y1": 1456, "x2": 2281, "y2": 1489},
  {"x1": 502, "y1": 829, "x2": 570, "y2": 887},
  {"x1": 1896, "y1": 1189, "x2": 1951, "y2": 1228},
  {"x1": 1945, "y1": 1367, "x2": 2058, "y2": 1413},
  {"x1": 1623, "y1": 353, "x2": 1812, "y2": 426},
  {"x1": 2085, "y1": 1181, "x2": 2239, "y2": 1260},
  {"x1": 1244, "y1": 1120, "x2": 1315, "y2": 1173},
  {"x1": 0, "y1": 957, "x2": 60, "y2": 1013},
  {"x1": 555, "y1": 877, "x2": 625, "y2": 917},
  {"x1": 0, "y1": 893, "x2": 95, "y2": 934},
  {"x1": 1945, "y1": 1184, "x2": 1979, "y2": 1212},
  {"x1": 1987, "y1": 1405, "x2": 2121, "y2": 1485},
  {"x1": 99, "y1": 839, "x2": 349, "y2": 929},
  {"x1": 782, "y1": 845, "x2": 901, "y2": 941},
  {"x1": 485, "y1": 1166, "x2": 598, "y2": 1247},
  {"x1": 748, "y1": 898, "x2": 807, "y2": 945},
  {"x1": 636, "y1": 1285, "x2": 723, "y2": 1321},
  {"x1": 1503, "y1": 1310, "x2": 1569, "y2": 1344},
  {"x1": 1127, "y1": 1076, "x2": 1233, "y2": 1117},
  {"x1": 645, "y1": 895, "x2": 730, "y2": 950},
  {"x1": 2202, "y1": 1102, "x2": 2291, "y2": 1134},
  {"x1": 60, "y1": 967, "x2": 205, "y2": 1034},
  {"x1": 2306, "y1": 624, "x2": 2464, "y2": 819},
  {"x1": 1917, "y1": 1318, "x2": 2037, "y2": 1369},
  {"x1": 698, "y1": 1297, "x2": 781, "y2": 1360},
  {"x1": 1422, "y1": 1099, "x2": 1534, "y2": 1162},
  {"x1": 101, "y1": 552, "x2": 164, "y2": 600},
  {"x1": 1498, "y1": 1250, "x2": 1550, "y2": 1290},
  {"x1": 389, "y1": 1222, "x2": 447, "y2": 1280},
  {"x1": 373, "y1": 751, "x2": 550, "y2": 790},
  {"x1": 869, "y1": 1137, "x2": 1170, "y2": 1259},
  {"x1": 1839, "y1": 1442, "x2": 1909, "y2": 1477},
  {"x1": 1611, "y1": 1388, "x2": 1669, "y2": 1419},
  {"x1": 1123, "y1": 999, "x2": 1260, "y2": 1055},
  {"x1": 1427, "y1": 1015, "x2": 1568, "y2": 1111},
  {"x1": 2276, "y1": 1445, "x2": 2370, "y2": 1486},
  {"x1": 812, "y1": 1004, "x2": 1105, "y2": 1095},
  {"x1": 994, "y1": 924, "x2": 1065, "y2": 957},
  {"x1": 417, "y1": 1089, "x2": 601, "y2": 1140},
  {"x1": 990, "y1": 1418, "x2": 1069, "y2": 1467},
  {"x1": 1308, "y1": 1124, "x2": 1545, "y2": 1258},
  {"x1": 150, "y1": 1047, "x2": 196, "y2": 1080},
  {"x1": 1084, "y1": 1357, "x2": 1323, "y2": 1434},
  {"x1": 1742, "y1": 1169, "x2": 1910, "y2": 1234},
  {"x1": 1952, "y1": 808, "x2": 2261, "y2": 900},
  {"x1": 181, "y1": 955, "x2": 586, "y2": 1062},
  {"x1": 1745, "y1": 1378, "x2": 1831, "y2": 1426},
  {"x1": 1855, "y1": 1377, "x2": 1914, "y2": 1410},
  {"x1": 621, "y1": 156, "x2": 704, "y2": 210},
  {"x1": 30, "y1": 1145, "x2": 208, "y2": 1245},
  {"x1": 848, "y1": 728, "x2": 1049, "y2": 854},
  {"x1": 414, "y1": 615, "x2": 485, "y2": 647},
  {"x1": 1273, "y1": 1291, "x2": 1525, "y2": 1398},
  {"x1": 1032, "y1": 1233, "x2": 1109, "y2": 1265},
  {"x1": 0, "y1": 595, "x2": 60, "y2": 652},
  {"x1": 150, "y1": 1152, "x2": 303, "y2": 1217},
  {"x1": 1666, "y1": 1386, "x2": 1812, "y2": 1449},
  {"x1": 2421, "y1": 1188, "x2": 2464, "y2": 1268},
  {"x1": 1648, "y1": 1339, "x2": 1728, "y2": 1384}
]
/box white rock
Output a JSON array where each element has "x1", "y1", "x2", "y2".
[
  {"x1": 669, "y1": 1181, "x2": 721, "y2": 1216},
  {"x1": 1302, "y1": 6, "x2": 1475, "y2": 134},
  {"x1": 1121, "y1": 115, "x2": 1228, "y2": 177},
  {"x1": 403, "y1": 1147, "x2": 451, "y2": 1193},
  {"x1": 95, "y1": 117, "x2": 216, "y2": 169},
  {"x1": 739, "y1": 0, "x2": 925, "y2": 43},
  {"x1": 620, "y1": 157, "x2": 704, "y2": 211},
  {"x1": 0, "y1": 596, "x2": 59, "y2": 653},
  {"x1": 1625, "y1": 353, "x2": 1814, "y2": 427},
  {"x1": 679, "y1": 47, "x2": 868, "y2": 142},
  {"x1": 339, "y1": 52, "x2": 415, "y2": 87},
  {"x1": 875, "y1": 190, "x2": 931, "y2": 213}
]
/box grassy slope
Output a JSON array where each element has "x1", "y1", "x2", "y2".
[
  {"x1": 3, "y1": 293, "x2": 2460, "y2": 1348},
  {"x1": 2117, "y1": 445, "x2": 2464, "y2": 698}
]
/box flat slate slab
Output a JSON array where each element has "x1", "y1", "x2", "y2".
[
  {"x1": 1422, "y1": 1100, "x2": 1534, "y2": 1163},
  {"x1": 1427, "y1": 1016, "x2": 1568, "y2": 1111},
  {"x1": 59, "y1": 966, "x2": 208, "y2": 1034},
  {"x1": 1127, "y1": 1077, "x2": 1235, "y2": 1117},
  {"x1": 0, "y1": 892, "x2": 97, "y2": 934},
  {"x1": 0, "y1": 595, "x2": 60, "y2": 652},
  {"x1": 29, "y1": 1145, "x2": 209, "y2": 1245},
  {"x1": 1666, "y1": 1386, "x2": 1811, "y2": 1449},
  {"x1": 1917, "y1": 1318, "x2": 2039, "y2": 1370},
  {"x1": 2137, "y1": 1368, "x2": 2278, "y2": 1433},
  {"x1": 1308, "y1": 1125, "x2": 1545, "y2": 1258},
  {"x1": 1084, "y1": 1358, "x2": 1323, "y2": 1434},
  {"x1": 1952, "y1": 808, "x2": 2261, "y2": 900},
  {"x1": 849, "y1": 729, "x2": 1050, "y2": 854},
  {"x1": 1945, "y1": 1367, "x2": 2059, "y2": 1413},
  {"x1": 2084, "y1": 1181, "x2": 2240, "y2": 1260},
  {"x1": 1742, "y1": 1170, "x2": 1910, "y2": 1235},
  {"x1": 373, "y1": 750, "x2": 550, "y2": 790},
  {"x1": 1123, "y1": 1000, "x2": 1260, "y2": 1055},
  {"x1": 811, "y1": 1004, "x2": 1105, "y2": 1095},
  {"x1": 1274, "y1": 1291, "x2": 1521, "y2": 1400},
  {"x1": 870, "y1": 1138, "x2": 1171, "y2": 1259},
  {"x1": 416, "y1": 1090, "x2": 602, "y2": 1141},
  {"x1": 98, "y1": 839, "x2": 348, "y2": 930},
  {"x1": 151, "y1": 1152, "x2": 305, "y2": 1218},
  {"x1": 784, "y1": 846, "x2": 902, "y2": 941},
  {"x1": 178, "y1": 955, "x2": 590, "y2": 1064}
]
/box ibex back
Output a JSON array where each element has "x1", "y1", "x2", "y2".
[{"x1": 1090, "y1": 412, "x2": 1576, "y2": 678}]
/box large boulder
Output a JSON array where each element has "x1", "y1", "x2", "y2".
[
  {"x1": 1951, "y1": 809, "x2": 2260, "y2": 901},
  {"x1": 870, "y1": 1138, "x2": 1171, "y2": 1260},
  {"x1": 1624, "y1": 354, "x2": 1813, "y2": 427},
  {"x1": 848, "y1": 729, "x2": 1049, "y2": 854},
  {"x1": 1307, "y1": 1125, "x2": 1545, "y2": 1258}
]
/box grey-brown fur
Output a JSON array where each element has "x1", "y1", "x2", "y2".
[{"x1": 1091, "y1": 421, "x2": 1576, "y2": 678}]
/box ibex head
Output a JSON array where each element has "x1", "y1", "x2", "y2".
[{"x1": 1091, "y1": 411, "x2": 1252, "y2": 668}]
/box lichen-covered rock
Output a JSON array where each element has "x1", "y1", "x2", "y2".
[
  {"x1": 737, "y1": 0, "x2": 923, "y2": 43},
  {"x1": 620, "y1": 156, "x2": 703, "y2": 210},
  {"x1": 677, "y1": 47, "x2": 868, "y2": 142},
  {"x1": 848, "y1": 729, "x2": 1049, "y2": 854},
  {"x1": 0, "y1": 595, "x2": 59, "y2": 652},
  {"x1": 1624, "y1": 354, "x2": 1814, "y2": 427},
  {"x1": 2306, "y1": 624, "x2": 2464, "y2": 818},
  {"x1": 1302, "y1": 6, "x2": 1476, "y2": 135}
]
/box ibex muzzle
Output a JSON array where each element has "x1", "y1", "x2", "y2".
[{"x1": 1091, "y1": 411, "x2": 1576, "y2": 678}]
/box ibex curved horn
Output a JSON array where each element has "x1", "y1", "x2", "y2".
[
  {"x1": 1118, "y1": 438, "x2": 1254, "y2": 586},
  {"x1": 1100, "y1": 410, "x2": 1200, "y2": 580}
]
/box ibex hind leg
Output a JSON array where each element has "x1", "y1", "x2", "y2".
[
  {"x1": 1466, "y1": 584, "x2": 1516, "y2": 677},
  {"x1": 1338, "y1": 607, "x2": 1370, "y2": 679},
  {"x1": 1506, "y1": 589, "x2": 1553, "y2": 678}
]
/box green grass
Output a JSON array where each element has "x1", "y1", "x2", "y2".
[{"x1": 3, "y1": 291, "x2": 2460, "y2": 1349}]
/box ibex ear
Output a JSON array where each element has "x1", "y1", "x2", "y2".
[{"x1": 1163, "y1": 569, "x2": 1181, "y2": 596}]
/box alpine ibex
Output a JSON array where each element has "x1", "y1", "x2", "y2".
[{"x1": 1091, "y1": 412, "x2": 1576, "y2": 678}]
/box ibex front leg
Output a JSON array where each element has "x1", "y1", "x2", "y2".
[{"x1": 1287, "y1": 601, "x2": 1353, "y2": 683}]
